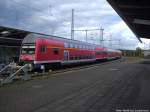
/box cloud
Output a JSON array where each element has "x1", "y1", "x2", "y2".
[{"x1": 0, "y1": 0, "x2": 148, "y2": 50}]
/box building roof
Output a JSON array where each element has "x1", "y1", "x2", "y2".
[
  {"x1": 107, "y1": 0, "x2": 150, "y2": 42},
  {"x1": 0, "y1": 26, "x2": 29, "y2": 47},
  {"x1": 0, "y1": 26, "x2": 103, "y2": 48}
]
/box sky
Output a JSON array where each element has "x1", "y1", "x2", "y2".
[{"x1": 0, "y1": 0, "x2": 150, "y2": 50}]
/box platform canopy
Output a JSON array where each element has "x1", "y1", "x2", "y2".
[
  {"x1": 107, "y1": 0, "x2": 150, "y2": 42},
  {"x1": 0, "y1": 26, "x2": 30, "y2": 47}
]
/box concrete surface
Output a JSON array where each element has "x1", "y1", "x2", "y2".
[{"x1": 0, "y1": 58, "x2": 150, "y2": 112}]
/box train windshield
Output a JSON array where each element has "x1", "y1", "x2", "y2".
[{"x1": 21, "y1": 45, "x2": 35, "y2": 54}]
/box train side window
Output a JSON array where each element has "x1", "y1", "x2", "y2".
[
  {"x1": 75, "y1": 44, "x2": 77, "y2": 48},
  {"x1": 64, "y1": 43, "x2": 68, "y2": 48},
  {"x1": 89, "y1": 46, "x2": 91, "y2": 50},
  {"x1": 73, "y1": 44, "x2": 75, "y2": 48},
  {"x1": 40, "y1": 45, "x2": 47, "y2": 53},
  {"x1": 68, "y1": 43, "x2": 70, "y2": 48},
  {"x1": 79, "y1": 45, "x2": 82, "y2": 49},
  {"x1": 86, "y1": 46, "x2": 88, "y2": 50},
  {"x1": 77, "y1": 44, "x2": 78, "y2": 48},
  {"x1": 83, "y1": 46, "x2": 85, "y2": 49},
  {"x1": 53, "y1": 48, "x2": 59, "y2": 55},
  {"x1": 76, "y1": 44, "x2": 78, "y2": 48},
  {"x1": 87, "y1": 46, "x2": 89, "y2": 50},
  {"x1": 70, "y1": 43, "x2": 73, "y2": 48}
]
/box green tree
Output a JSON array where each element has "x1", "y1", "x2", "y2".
[{"x1": 136, "y1": 47, "x2": 143, "y2": 57}]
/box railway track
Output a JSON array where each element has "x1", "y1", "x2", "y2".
[
  {"x1": 0, "y1": 58, "x2": 125, "y2": 86},
  {"x1": 31, "y1": 57, "x2": 139, "y2": 112},
  {"x1": 31, "y1": 58, "x2": 125, "y2": 78},
  {"x1": 0, "y1": 57, "x2": 146, "y2": 112}
]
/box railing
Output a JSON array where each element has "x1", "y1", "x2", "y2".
[
  {"x1": 0, "y1": 63, "x2": 12, "y2": 74},
  {"x1": 0, "y1": 64, "x2": 31, "y2": 85}
]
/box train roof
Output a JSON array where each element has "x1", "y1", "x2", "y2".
[
  {"x1": 22, "y1": 33, "x2": 122, "y2": 53},
  {"x1": 22, "y1": 33, "x2": 103, "y2": 48},
  {"x1": 106, "y1": 48, "x2": 122, "y2": 53}
]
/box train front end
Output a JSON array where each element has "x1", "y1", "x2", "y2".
[
  {"x1": 19, "y1": 34, "x2": 38, "y2": 66},
  {"x1": 20, "y1": 44, "x2": 35, "y2": 64}
]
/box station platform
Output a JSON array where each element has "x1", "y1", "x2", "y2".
[{"x1": 0, "y1": 58, "x2": 150, "y2": 112}]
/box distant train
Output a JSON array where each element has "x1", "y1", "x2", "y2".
[{"x1": 19, "y1": 33, "x2": 122, "y2": 69}]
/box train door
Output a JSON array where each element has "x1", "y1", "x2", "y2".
[{"x1": 64, "y1": 50, "x2": 69, "y2": 61}]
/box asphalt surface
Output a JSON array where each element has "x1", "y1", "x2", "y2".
[{"x1": 0, "y1": 58, "x2": 150, "y2": 112}]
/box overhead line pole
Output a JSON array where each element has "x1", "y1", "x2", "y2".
[
  {"x1": 74, "y1": 28, "x2": 104, "y2": 43},
  {"x1": 85, "y1": 30, "x2": 88, "y2": 42},
  {"x1": 71, "y1": 9, "x2": 74, "y2": 40},
  {"x1": 100, "y1": 27, "x2": 104, "y2": 46}
]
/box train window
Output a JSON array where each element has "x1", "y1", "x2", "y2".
[
  {"x1": 79, "y1": 45, "x2": 82, "y2": 49},
  {"x1": 22, "y1": 45, "x2": 35, "y2": 54},
  {"x1": 70, "y1": 43, "x2": 73, "y2": 48},
  {"x1": 68, "y1": 43, "x2": 70, "y2": 48},
  {"x1": 53, "y1": 48, "x2": 59, "y2": 55},
  {"x1": 73, "y1": 44, "x2": 75, "y2": 48},
  {"x1": 89, "y1": 46, "x2": 91, "y2": 50},
  {"x1": 40, "y1": 45, "x2": 47, "y2": 53},
  {"x1": 78, "y1": 45, "x2": 80, "y2": 48},
  {"x1": 28, "y1": 50, "x2": 35, "y2": 54},
  {"x1": 90, "y1": 46, "x2": 92, "y2": 50},
  {"x1": 86, "y1": 46, "x2": 88, "y2": 50},
  {"x1": 22, "y1": 50, "x2": 26, "y2": 54},
  {"x1": 64, "y1": 43, "x2": 68, "y2": 48},
  {"x1": 81, "y1": 45, "x2": 83, "y2": 49},
  {"x1": 76, "y1": 44, "x2": 78, "y2": 48},
  {"x1": 75, "y1": 44, "x2": 77, "y2": 48},
  {"x1": 77, "y1": 45, "x2": 78, "y2": 48},
  {"x1": 85, "y1": 46, "x2": 87, "y2": 50},
  {"x1": 83, "y1": 46, "x2": 85, "y2": 49}
]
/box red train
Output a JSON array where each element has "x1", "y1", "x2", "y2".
[{"x1": 19, "y1": 33, "x2": 122, "y2": 69}]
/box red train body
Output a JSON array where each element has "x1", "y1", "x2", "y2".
[{"x1": 20, "y1": 33, "x2": 122, "y2": 68}]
